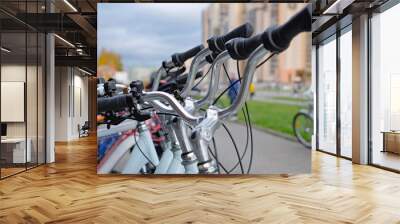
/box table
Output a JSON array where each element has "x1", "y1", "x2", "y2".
[
  {"x1": 1, "y1": 138, "x2": 31, "y2": 164},
  {"x1": 381, "y1": 131, "x2": 400, "y2": 154}
]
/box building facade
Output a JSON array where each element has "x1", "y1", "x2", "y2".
[{"x1": 202, "y1": 3, "x2": 311, "y2": 89}]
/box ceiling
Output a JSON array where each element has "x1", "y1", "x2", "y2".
[{"x1": 0, "y1": 0, "x2": 97, "y2": 73}]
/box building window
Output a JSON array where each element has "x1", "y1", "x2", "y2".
[
  {"x1": 370, "y1": 3, "x2": 400, "y2": 171},
  {"x1": 317, "y1": 36, "x2": 337, "y2": 154},
  {"x1": 339, "y1": 28, "x2": 352, "y2": 158},
  {"x1": 0, "y1": 1, "x2": 46, "y2": 179}
]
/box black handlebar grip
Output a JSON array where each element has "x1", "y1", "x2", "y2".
[
  {"x1": 205, "y1": 52, "x2": 219, "y2": 64},
  {"x1": 158, "y1": 71, "x2": 203, "y2": 92},
  {"x1": 162, "y1": 60, "x2": 175, "y2": 70},
  {"x1": 166, "y1": 66, "x2": 186, "y2": 80},
  {"x1": 176, "y1": 71, "x2": 203, "y2": 85},
  {"x1": 225, "y1": 33, "x2": 263, "y2": 60},
  {"x1": 97, "y1": 94, "x2": 134, "y2": 113},
  {"x1": 171, "y1": 44, "x2": 205, "y2": 67},
  {"x1": 261, "y1": 5, "x2": 311, "y2": 52},
  {"x1": 207, "y1": 23, "x2": 254, "y2": 53},
  {"x1": 158, "y1": 82, "x2": 178, "y2": 93}
]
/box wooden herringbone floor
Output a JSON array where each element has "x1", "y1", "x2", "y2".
[{"x1": 1, "y1": 136, "x2": 400, "y2": 223}]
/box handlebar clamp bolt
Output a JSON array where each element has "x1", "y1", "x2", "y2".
[{"x1": 130, "y1": 80, "x2": 144, "y2": 98}]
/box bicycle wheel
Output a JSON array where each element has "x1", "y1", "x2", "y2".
[{"x1": 292, "y1": 112, "x2": 313, "y2": 149}]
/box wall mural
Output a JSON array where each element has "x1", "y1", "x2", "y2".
[{"x1": 96, "y1": 3, "x2": 312, "y2": 175}]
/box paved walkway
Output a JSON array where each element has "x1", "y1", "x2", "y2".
[{"x1": 213, "y1": 122, "x2": 311, "y2": 174}]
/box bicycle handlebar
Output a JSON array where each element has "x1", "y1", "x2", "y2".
[
  {"x1": 262, "y1": 6, "x2": 311, "y2": 52},
  {"x1": 97, "y1": 94, "x2": 134, "y2": 113},
  {"x1": 180, "y1": 48, "x2": 210, "y2": 98},
  {"x1": 218, "y1": 46, "x2": 269, "y2": 119},
  {"x1": 225, "y1": 6, "x2": 311, "y2": 60},
  {"x1": 176, "y1": 71, "x2": 202, "y2": 85},
  {"x1": 158, "y1": 71, "x2": 203, "y2": 93},
  {"x1": 171, "y1": 45, "x2": 205, "y2": 67},
  {"x1": 142, "y1": 91, "x2": 201, "y2": 125},
  {"x1": 207, "y1": 23, "x2": 253, "y2": 54},
  {"x1": 195, "y1": 51, "x2": 230, "y2": 108},
  {"x1": 225, "y1": 34, "x2": 262, "y2": 60}
]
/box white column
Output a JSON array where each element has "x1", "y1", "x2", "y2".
[
  {"x1": 312, "y1": 45, "x2": 317, "y2": 151},
  {"x1": 46, "y1": 33, "x2": 55, "y2": 163},
  {"x1": 352, "y1": 14, "x2": 369, "y2": 164},
  {"x1": 45, "y1": 0, "x2": 56, "y2": 163}
]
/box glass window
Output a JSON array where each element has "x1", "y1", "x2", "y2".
[
  {"x1": 317, "y1": 36, "x2": 337, "y2": 154},
  {"x1": 371, "y1": 3, "x2": 400, "y2": 171},
  {"x1": 27, "y1": 30, "x2": 38, "y2": 169},
  {"x1": 339, "y1": 29, "x2": 352, "y2": 158},
  {"x1": 0, "y1": 1, "x2": 46, "y2": 179},
  {"x1": 1, "y1": 30, "x2": 28, "y2": 178}
]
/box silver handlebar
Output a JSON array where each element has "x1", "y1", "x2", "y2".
[
  {"x1": 151, "y1": 67, "x2": 167, "y2": 92},
  {"x1": 180, "y1": 48, "x2": 211, "y2": 98},
  {"x1": 195, "y1": 51, "x2": 230, "y2": 109},
  {"x1": 218, "y1": 46, "x2": 269, "y2": 119},
  {"x1": 144, "y1": 46, "x2": 269, "y2": 125},
  {"x1": 142, "y1": 91, "x2": 201, "y2": 126}
]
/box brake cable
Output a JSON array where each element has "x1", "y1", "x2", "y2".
[
  {"x1": 236, "y1": 61, "x2": 254, "y2": 174},
  {"x1": 221, "y1": 123, "x2": 244, "y2": 174},
  {"x1": 210, "y1": 53, "x2": 276, "y2": 173},
  {"x1": 192, "y1": 65, "x2": 213, "y2": 90},
  {"x1": 133, "y1": 123, "x2": 156, "y2": 169},
  {"x1": 221, "y1": 63, "x2": 250, "y2": 173}
]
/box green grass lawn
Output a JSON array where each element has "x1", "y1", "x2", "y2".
[
  {"x1": 216, "y1": 97, "x2": 301, "y2": 137},
  {"x1": 272, "y1": 96, "x2": 308, "y2": 102}
]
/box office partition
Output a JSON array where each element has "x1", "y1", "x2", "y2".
[{"x1": 0, "y1": 1, "x2": 47, "y2": 179}]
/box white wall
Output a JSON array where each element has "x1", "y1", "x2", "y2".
[
  {"x1": 1, "y1": 64, "x2": 46, "y2": 164},
  {"x1": 54, "y1": 67, "x2": 89, "y2": 141}
]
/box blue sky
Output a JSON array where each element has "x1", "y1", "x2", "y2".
[{"x1": 98, "y1": 3, "x2": 209, "y2": 70}]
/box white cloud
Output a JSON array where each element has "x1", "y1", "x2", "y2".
[{"x1": 98, "y1": 3, "x2": 207, "y2": 68}]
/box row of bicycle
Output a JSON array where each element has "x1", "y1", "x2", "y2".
[{"x1": 96, "y1": 6, "x2": 312, "y2": 174}]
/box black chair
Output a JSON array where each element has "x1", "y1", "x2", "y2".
[{"x1": 78, "y1": 121, "x2": 90, "y2": 138}]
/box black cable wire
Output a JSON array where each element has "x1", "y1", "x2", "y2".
[
  {"x1": 236, "y1": 62, "x2": 250, "y2": 162},
  {"x1": 212, "y1": 78, "x2": 241, "y2": 105},
  {"x1": 133, "y1": 124, "x2": 156, "y2": 168},
  {"x1": 156, "y1": 112, "x2": 180, "y2": 117},
  {"x1": 208, "y1": 147, "x2": 229, "y2": 174},
  {"x1": 244, "y1": 103, "x2": 254, "y2": 174},
  {"x1": 221, "y1": 63, "x2": 252, "y2": 173},
  {"x1": 149, "y1": 53, "x2": 274, "y2": 174},
  {"x1": 236, "y1": 61, "x2": 254, "y2": 174},
  {"x1": 256, "y1": 53, "x2": 276, "y2": 69},
  {"x1": 227, "y1": 110, "x2": 249, "y2": 173},
  {"x1": 208, "y1": 138, "x2": 229, "y2": 174},
  {"x1": 221, "y1": 123, "x2": 244, "y2": 174},
  {"x1": 192, "y1": 65, "x2": 213, "y2": 90},
  {"x1": 221, "y1": 63, "x2": 250, "y2": 173},
  {"x1": 212, "y1": 53, "x2": 276, "y2": 106}
]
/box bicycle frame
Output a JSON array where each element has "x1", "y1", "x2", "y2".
[
  {"x1": 121, "y1": 122, "x2": 160, "y2": 174},
  {"x1": 154, "y1": 116, "x2": 185, "y2": 174}
]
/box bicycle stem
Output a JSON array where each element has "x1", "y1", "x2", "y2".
[
  {"x1": 142, "y1": 91, "x2": 201, "y2": 126},
  {"x1": 171, "y1": 118, "x2": 199, "y2": 174}
]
